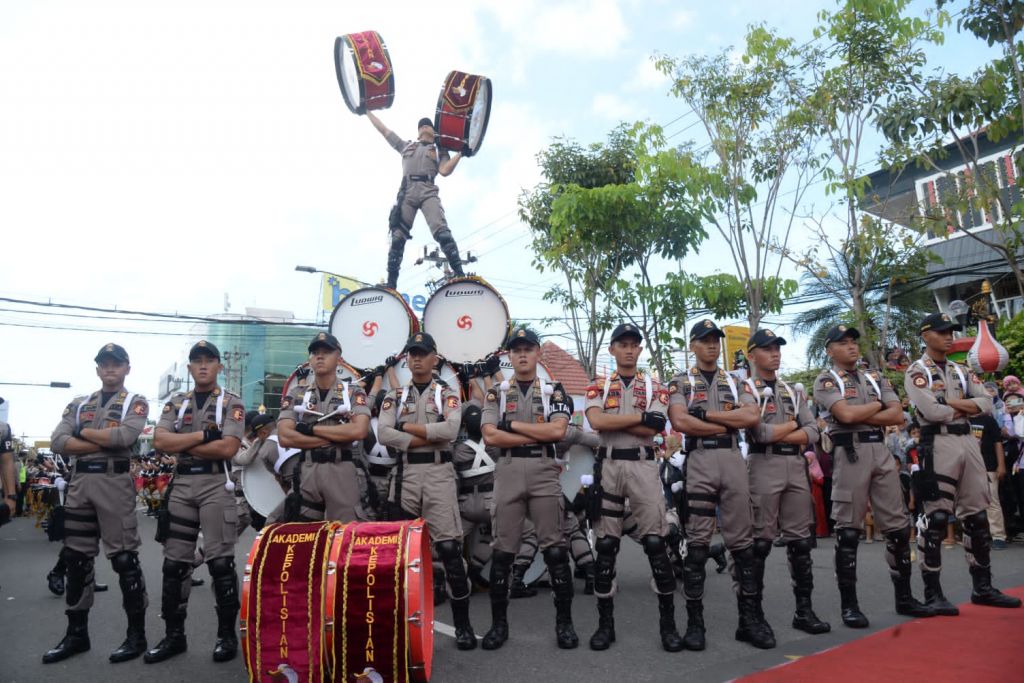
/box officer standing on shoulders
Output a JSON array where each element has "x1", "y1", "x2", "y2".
[
  {"x1": 378, "y1": 332, "x2": 477, "y2": 650},
  {"x1": 43, "y1": 343, "x2": 150, "y2": 664},
  {"x1": 585, "y1": 323, "x2": 683, "y2": 653},
  {"x1": 480, "y1": 328, "x2": 578, "y2": 650},
  {"x1": 745, "y1": 329, "x2": 830, "y2": 635},
  {"x1": 905, "y1": 313, "x2": 1021, "y2": 612},
  {"x1": 278, "y1": 332, "x2": 370, "y2": 522},
  {"x1": 668, "y1": 320, "x2": 772, "y2": 651},
  {"x1": 146, "y1": 341, "x2": 246, "y2": 664},
  {"x1": 813, "y1": 325, "x2": 935, "y2": 628}
]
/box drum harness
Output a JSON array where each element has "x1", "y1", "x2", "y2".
[{"x1": 286, "y1": 383, "x2": 353, "y2": 521}]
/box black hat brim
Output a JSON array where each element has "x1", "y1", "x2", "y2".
[
  {"x1": 923, "y1": 321, "x2": 963, "y2": 333},
  {"x1": 94, "y1": 352, "x2": 129, "y2": 364},
  {"x1": 691, "y1": 329, "x2": 725, "y2": 341},
  {"x1": 308, "y1": 342, "x2": 341, "y2": 353},
  {"x1": 404, "y1": 343, "x2": 436, "y2": 353}
]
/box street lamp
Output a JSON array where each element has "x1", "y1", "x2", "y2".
[
  {"x1": 295, "y1": 265, "x2": 318, "y2": 274},
  {"x1": 0, "y1": 381, "x2": 71, "y2": 388}
]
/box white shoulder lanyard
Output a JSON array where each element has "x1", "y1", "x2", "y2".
[
  {"x1": 461, "y1": 439, "x2": 496, "y2": 477},
  {"x1": 399, "y1": 383, "x2": 442, "y2": 416},
  {"x1": 74, "y1": 393, "x2": 94, "y2": 430},
  {"x1": 602, "y1": 373, "x2": 652, "y2": 407},
  {"x1": 912, "y1": 357, "x2": 967, "y2": 395},
  {"x1": 501, "y1": 377, "x2": 550, "y2": 417},
  {"x1": 366, "y1": 417, "x2": 397, "y2": 466},
  {"x1": 267, "y1": 434, "x2": 300, "y2": 474},
  {"x1": 304, "y1": 381, "x2": 351, "y2": 417}
]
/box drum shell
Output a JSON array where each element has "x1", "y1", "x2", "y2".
[
  {"x1": 240, "y1": 520, "x2": 433, "y2": 683},
  {"x1": 328, "y1": 286, "x2": 420, "y2": 372},
  {"x1": 241, "y1": 463, "x2": 287, "y2": 518},
  {"x1": 335, "y1": 31, "x2": 395, "y2": 115},
  {"x1": 434, "y1": 70, "x2": 492, "y2": 156}
]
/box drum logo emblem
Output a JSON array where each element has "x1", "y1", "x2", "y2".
[
  {"x1": 457, "y1": 315, "x2": 473, "y2": 330},
  {"x1": 351, "y1": 295, "x2": 384, "y2": 307},
  {"x1": 362, "y1": 321, "x2": 379, "y2": 337}
]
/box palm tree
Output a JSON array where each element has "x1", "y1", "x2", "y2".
[{"x1": 791, "y1": 253, "x2": 933, "y2": 366}]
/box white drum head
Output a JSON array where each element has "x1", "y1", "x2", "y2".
[
  {"x1": 422, "y1": 278, "x2": 509, "y2": 363},
  {"x1": 523, "y1": 554, "x2": 547, "y2": 585},
  {"x1": 337, "y1": 37, "x2": 363, "y2": 114},
  {"x1": 329, "y1": 287, "x2": 417, "y2": 370},
  {"x1": 559, "y1": 444, "x2": 596, "y2": 503},
  {"x1": 466, "y1": 78, "x2": 491, "y2": 156},
  {"x1": 383, "y1": 358, "x2": 462, "y2": 396},
  {"x1": 242, "y1": 464, "x2": 286, "y2": 518}
]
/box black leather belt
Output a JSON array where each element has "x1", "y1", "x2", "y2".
[
  {"x1": 459, "y1": 482, "x2": 494, "y2": 495},
  {"x1": 749, "y1": 443, "x2": 802, "y2": 456},
  {"x1": 697, "y1": 436, "x2": 735, "y2": 450},
  {"x1": 302, "y1": 449, "x2": 354, "y2": 464},
  {"x1": 407, "y1": 174, "x2": 432, "y2": 182},
  {"x1": 505, "y1": 446, "x2": 553, "y2": 458},
  {"x1": 405, "y1": 451, "x2": 453, "y2": 465},
  {"x1": 76, "y1": 460, "x2": 130, "y2": 474},
  {"x1": 608, "y1": 447, "x2": 654, "y2": 461},
  {"x1": 920, "y1": 423, "x2": 971, "y2": 436},
  {"x1": 175, "y1": 461, "x2": 225, "y2": 475},
  {"x1": 367, "y1": 463, "x2": 393, "y2": 477},
  {"x1": 831, "y1": 430, "x2": 884, "y2": 448}
]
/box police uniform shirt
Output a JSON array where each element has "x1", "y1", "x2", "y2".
[
  {"x1": 813, "y1": 368, "x2": 897, "y2": 433},
  {"x1": 156, "y1": 388, "x2": 246, "y2": 463},
  {"x1": 0, "y1": 421, "x2": 12, "y2": 454},
  {"x1": 586, "y1": 371, "x2": 668, "y2": 449},
  {"x1": 385, "y1": 132, "x2": 450, "y2": 181},
  {"x1": 481, "y1": 379, "x2": 572, "y2": 445},
  {"x1": 747, "y1": 376, "x2": 819, "y2": 446},
  {"x1": 51, "y1": 390, "x2": 149, "y2": 460},
  {"x1": 668, "y1": 367, "x2": 756, "y2": 435},
  {"x1": 377, "y1": 380, "x2": 461, "y2": 453},
  {"x1": 905, "y1": 357, "x2": 992, "y2": 429},
  {"x1": 278, "y1": 381, "x2": 371, "y2": 452}
]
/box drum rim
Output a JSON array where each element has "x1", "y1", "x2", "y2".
[
  {"x1": 239, "y1": 524, "x2": 272, "y2": 663},
  {"x1": 421, "y1": 275, "x2": 512, "y2": 363},
  {"x1": 405, "y1": 520, "x2": 433, "y2": 681},
  {"x1": 433, "y1": 71, "x2": 492, "y2": 157},
  {"x1": 464, "y1": 76, "x2": 492, "y2": 157},
  {"x1": 327, "y1": 285, "x2": 420, "y2": 371},
  {"x1": 336, "y1": 31, "x2": 395, "y2": 115},
  {"x1": 241, "y1": 465, "x2": 286, "y2": 518}
]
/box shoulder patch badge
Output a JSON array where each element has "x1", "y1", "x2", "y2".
[
  {"x1": 485, "y1": 390, "x2": 498, "y2": 403},
  {"x1": 586, "y1": 386, "x2": 599, "y2": 400},
  {"x1": 382, "y1": 398, "x2": 394, "y2": 411},
  {"x1": 162, "y1": 403, "x2": 173, "y2": 414},
  {"x1": 231, "y1": 406, "x2": 245, "y2": 422},
  {"x1": 355, "y1": 393, "x2": 367, "y2": 406},
  {"x1": 281, "y1": 396, "x2": 293, "y2": 410},
  {"x1": 822, "y1": 380, "x2": 835, "y2": 390},
  {"x1": 446, "y1": 395, "x2": 460, "y2": 410},
  {"x1": 912, "y1": 375, "x2": 927, "y2": 388},
  {"x1": 132, "y1": 401, "x2": 148, "y2": 416}
]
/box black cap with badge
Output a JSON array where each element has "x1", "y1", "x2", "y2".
[
  {"x1": 506, "y1": 327, "x2": 541, "y2": 349},
  {"x1": 189, "y1": 340, "x2": 221, "y2": 360},
  {"x1": 823, "y1": 324, "x2": 860, "y2": 347},
  {"x1": 747, "y1": 329, "x2": 787, "y2": 351},
  {"x1": 250, "y1": 413, "x2": 275, "y2": 432},
  {"x1": 308, "y1": 332, "x2": 342, "y2": 353},
  {"x1": 95, "y1": 343, "x2": 129, "y2": 364},
  {"x1": 919, "y1": 312, "x2": 963, "y2": 334},
  {"x1": 418, "y1": 117, "x2": 434, "y2": 129},
  {"x1": 404, "y1": 332, "x2": 437, "y2": 353},
  {"x1": 689, "y1": 319, "x2": 725, "y2": 341},
  {"x1": 610, "y1": 323, "x2": 643, "y2": 343}
]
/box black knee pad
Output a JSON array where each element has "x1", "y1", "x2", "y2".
[
  {"x1": 162, "y1": 558, "x2": 192, "y2": 581},
  {"x1": 543, "y1": 545, "x2": 570, "y2": 565},
  {"x1": 684, "y1": 543, "x2": 708, "y2": 566},
  {"x1": 207, "y1": 556, "x2": 236, "y2": 578},
  {"x1": 492, "y1": 549, "x2": 516, "y2": 569},
  {"x1": 111, "y1": 550, "x2": 140, "y2": 574},
  {"x1": 641, "y1": 534, "x2": 666, "y2": 556},
  {"x1": 61, "y1": 547, "x2": 92, "y2": 568},
  {"x1": 434, "y1": 539, "x2": 462, "y2": 561},
  {"x1": 961, "y1": 510, "x2": 987, "y2": 535},
  {"x1": 885, "y1": 525, "x2": 911, "y2": 545},
  {"x1": 785, "y1": 537, "x2": 812, "y2": 555},
  {"x1": 594, "y1": 535, "x2": 620, "y2": 558},
  {"x1": 753, "y1": 538, "x2": 775, "y2": 558},
  {"x1": 836, "y1": 527, "x2": 861, "y2": 547},
  {"x1": 435, "y1": 228, "x2": 455, "y2": 248},
  {"x1": 926, "y1": 510, "x2": 950, "y2": 533}
]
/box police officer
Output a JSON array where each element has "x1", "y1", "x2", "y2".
[
  {"x1": 43, "y1": 343, "x2": 150, "y2": 663},
  {"x1": 146, "y1": 340, "x2": 247, "y2": 664},
  {"x1": 0, "y1": 409, "x2": 14, "y2": 526},
  {"x1": 905, "y1": 313, "x2": 1021, "y2": 612},
  {"x1": 813, "y1": 325, "x2": 934, "y2": 628},
  {"x1": 378, "y1": 332, "x2": 477, "y2": 650},
  {"x1": 745, "y1": 329, "x2": 830, "y2": 635},
  {"x1": 228, "y1": 411, "x2": 261, "y2": 533},
  {"x1": 585, "y1": 323, "x2": 683, "y2": 652},
  {"x1": 668, "y1": 320, "x2": 771, "y2": 651},
  {"x1": 367, "y1": 112, "x2": 465, "y2": 289},
  {"x1": 278, "y1": 332, "x2": 371, "y2": 522},
  {"x1": 478, "y1": 327, "x2": 577, "y2": 650},
  {"x1": 354, "y1": 362, "x2": 402, "y2": 521},
  {"x1": 454, "y1": 378, "x2": 499, "y2": 589},
  {"x1": 232, "y1": 413, "x2": 278, "y2": 531}
]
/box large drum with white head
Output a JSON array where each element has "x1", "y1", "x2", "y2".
[
  {"x1": 334, "y1": 31, "x2": 395, "y2": 115},
  {"x1": 241, "y1": 462, "x2": 287, "y2": 518},
  {"x1": 422, "y1": 277, "x2": 510, "y2": 364},
  {"x1": 434, "y1": 70, "x2": 492, "y2": 157},
  {"x1": 329, "y1": 286, "x2": 419, "y2": 371}
]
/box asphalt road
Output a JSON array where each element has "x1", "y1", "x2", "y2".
[{"x1": 2, "y1": 512, "x2": 1023, "y2": 683}]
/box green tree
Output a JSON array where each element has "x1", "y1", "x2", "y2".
[
  {"x1": 547, "y1": 123, "x2": 711, "y2": 377},
  {"x1": 996, "y1": 311, "x2": 1024, "y2": 378},
  {"x1": 877, "y1": 0, "x2": 1024, "y2": 296},
  {"x1": 656, "y1": 26, "x2": 813, "y2": 331},
  {"x1": 519, "y1": 127, "x2": 636, "y2": 376}
]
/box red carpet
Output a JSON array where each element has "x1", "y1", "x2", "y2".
[{"x1": 742, "y1": 587, "x2": 1024, "y2": 683}]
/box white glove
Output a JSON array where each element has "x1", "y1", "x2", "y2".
[
  {"x1": 740, "y1": 441, "x2": 750, "y2": 460},
  {"x1": 670, "y1": 481, "x2": 684, "y2": 494},
  {"x1": 55, "y1": 476, "x2": 67, "y2": 492},
  {"x1": 580, "y1": 474, "x2": 594, "y2": 487},
  {"x1": 669, "y1": 451, "x2": 685, "y2": 470}
]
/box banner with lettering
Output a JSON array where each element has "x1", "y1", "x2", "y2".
[
  {"x1": 242, "y1": 522, "x2": 338, "y2": 683},
  {"x1": 336, "y1": 522, "x2": 408, "y2": 683}
]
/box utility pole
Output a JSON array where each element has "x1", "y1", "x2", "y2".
[{"x1": 414, "y1": 246, "x2": 478, "y2": 292}]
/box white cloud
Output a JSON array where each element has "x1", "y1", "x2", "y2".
[{"x1": 591, "y1": 93, "x2": 636, "y2": 121}]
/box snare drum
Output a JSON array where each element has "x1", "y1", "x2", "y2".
[
  {"x1": 434, "y1": 70, "x2": 492, "y2": 157},
  {"x1": 329, "y1": 286, "x2": 419, "y2": 371},
  {"x1": 334, "y1": 31, "x2": 395, "y2": 115},
  {"x1": 422, "y1": 276, "x2": 510, "y2": 364},
  {"x1": 240, "y1": 520, "x2": 433, "y2": 683}
]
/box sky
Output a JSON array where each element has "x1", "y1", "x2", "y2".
[{"x1": 0, "y1": 0, "x2": 1000, "y2": 441}]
